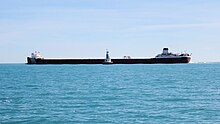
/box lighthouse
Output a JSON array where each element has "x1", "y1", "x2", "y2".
[{"x1": 103, "y1": 50, "x2": 113, "y2": 64}]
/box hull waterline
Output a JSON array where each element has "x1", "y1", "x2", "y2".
[{"x1": 27, "y1": 57, "x2": 191, "y2": 64}]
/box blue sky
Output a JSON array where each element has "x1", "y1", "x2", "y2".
[{"x1": 0, "y1": 0, "x2": 220, "y2": 63}]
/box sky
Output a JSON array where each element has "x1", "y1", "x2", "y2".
[{"x1": 0, "y1": 0, "x2": 220, "y2": 63}]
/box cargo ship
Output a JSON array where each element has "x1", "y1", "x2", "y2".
[{"x1": 27, "y1": 48, "x2": 191, "y2": 64}]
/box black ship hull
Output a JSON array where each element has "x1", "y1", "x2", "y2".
[{"x1": 27, "y1": 57, "x2": 191, "y2": 64}]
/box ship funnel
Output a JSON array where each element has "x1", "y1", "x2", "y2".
[{"x1": 162, "y1": 48, "x2": 169, "y2": 55}]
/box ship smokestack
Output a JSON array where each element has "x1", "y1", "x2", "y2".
[{"x1": 162, "y1": 48, "x2": 169, "y2": 55}]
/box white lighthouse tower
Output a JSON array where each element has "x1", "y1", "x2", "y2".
[{"x1": 103, "y1": 50, "x2": 113, "y2": 64}]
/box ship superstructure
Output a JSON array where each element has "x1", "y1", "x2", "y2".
[{"x1": 155, "y1": 48, "x2": 191, "y2": 58}]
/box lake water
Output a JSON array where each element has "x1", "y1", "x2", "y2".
[{"x1": 1, "y1": 64, "x2": 220, "y2": 123}]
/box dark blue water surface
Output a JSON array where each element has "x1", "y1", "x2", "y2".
[{"x1": 1, "y1": 64, "x2": 220, "y2": 123}]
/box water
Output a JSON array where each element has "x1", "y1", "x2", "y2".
[{"x1": 1, "y1": 64, "x2": 220, "y2": 123}]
